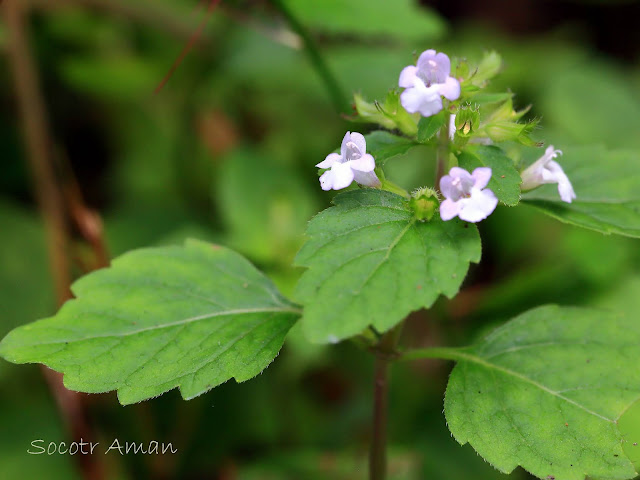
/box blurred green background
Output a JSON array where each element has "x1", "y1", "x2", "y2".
[{"x1": 1, "y1": 0, "x2": 639, "y2": 479}]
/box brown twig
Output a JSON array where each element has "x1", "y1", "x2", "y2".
[
  {"x1": 3, "y1": 2, "x2": 105, "y2": 479},
  {"x1": 154, "y1": 0, "x2": 222, "y2": 94}
]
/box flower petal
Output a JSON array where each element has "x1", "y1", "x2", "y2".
[
  {"x1": 458, "y1": 188, "x2": 498, "y2": 223},
  {"x1": 353, "y1": 170, "x2": 381, "y2": 188},
  {"x1": 330, "y1": 162, "x2": 355, "y2": 190},
  {"x1": 440, "y1": 167, "x2": 474, "y2": 201},
  {"x1": 316, "y1": 152, "x2": 341, "y2": 169},
  {"x1": 348, "y1": 132, "x2": 367, "y2": 157},
  {"x1": 417, "y1": 50, "x2": 450, "y2": 84},
  {"x1": 448, "y1": 167, "x2": 474, "y2": 183},
  {"x1": 440, "y1": 174, "x2": 459, "y2": 201},
  {"x1": 545, "y1": 161, "x2": 576, "y2": 203},
  {"x1": 400, "y1": 81, "x2": 443, "y2": 117},
  {"x1": 399, "y1": 65, "x2": 418, "y2": 88},
  {"x1": 349, "y1": 153, "x2": 375, "y2": 172},
  {"x1": 340, "y1": 131, "x2": 351, "y2": 158},
  {"x1": 319, "y1": 170, "x2": 334, "y2": 191},
  {"x1": 437, "y1": 76, "x2": 461, "y2": 101},
  {"x1": 471, "y1": 167, "x2": 492, "y2": 190},
  {"x1": 449, "y1": 114, "x2": 456, "y2": 140},
  {"x1": 558, "y1": 179, "x2": 576, "y2": 203},
  {"x1": 439, "y1": 198, "x2": 461, "y2": 221}
]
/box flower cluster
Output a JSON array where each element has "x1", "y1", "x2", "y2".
[
  {"x1": 439, "y1": 167, "x2": 498, "y2": 223},
  {"x1": 398, "y1": 49, "x2": 461, "y2": 117},
  {"x1": 316, "y1": 132, "x2": 380, "y2": 191},
  {"x1": 315, "y1": 49, "x2": 576, "y2": 224}
]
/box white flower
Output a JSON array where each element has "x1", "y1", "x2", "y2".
[
  {"x1": 316, "y1": 132, "x2": 380, "y2": 191},
  {"x1": 440, "y1": 167, "x2": 498, "y2": 223},
  {"x1": 521, "y1": 146, "x2": 576, "y2": 203},
  {"x1": 399, "y1": 49, "x2": 461, "y2": 117},
  {"x1": 449, "y1": 113, "x2": 456, "y2": 140}
]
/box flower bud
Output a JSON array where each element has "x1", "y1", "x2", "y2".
[{"x1": 410, "y1": 187, "x2": 440, "y2": 221}]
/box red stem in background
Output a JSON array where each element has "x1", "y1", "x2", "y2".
[{"x1": 153, "y1": 0, "x2": 222, "y2": 94}]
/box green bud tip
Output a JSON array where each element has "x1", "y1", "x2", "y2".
[{"x1": 410, "y1": 187, "x2": 440, "y2": 222}]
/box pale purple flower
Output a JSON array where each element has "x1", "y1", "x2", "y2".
[
  {"x1": 316, "y1": 132, "x2": 380, "y2": 191},
  {"x1": 521, "y1": 146, "x2": 576, "y2": 203},
  {"x1": 399, "y1": 49, "x2": 461, "y2": 117},
  {"x1": 440, "y1": 167, "x2": 498, "y2": 223}
]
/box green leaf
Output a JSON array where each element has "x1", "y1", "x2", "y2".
[
  {"x1": 443, "y1": 305, "x2": 640, "y2": 480},
  {"x1": 417, "y1": 111, "x2": 446, "y2": 143},
  {"x1": 352, "y1": 91, "x2": 417, "y2": 136},
  {"x1": 467, "y1": 92, "x2": 513, "y2": 106},
  {"x1": 457, "y1": 145, "x2": 522, "y2": 206},
  {"x1": 470, "y1": 51, "x2": 502, "y2": 87},
  {"x1": 0, "y1": 240, "x2": 300, "y2": 405},
  {"x1": 216, "y1": 147, "x2": 318, "y2": 263},
  {"x1": 365, "y1": 131, "x2": 419, "y2": 166},
  {"x1": 522, "y1": 145, "x2": 640, "y2": 237},
  {"x1": 295, "y1": 190, "x2": 481, "y2": 343},
  {"x1": 280, "y1": 0, "x2": 446, "y2": 42}
]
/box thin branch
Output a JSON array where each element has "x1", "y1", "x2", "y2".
[
  {"x1": 154, "y1": 0, "x2": 222, "y2": 94},
  {"x1": 3, "y1": 0, "x2": 71, "y2": 305},
  {"x1": 270, "y1": 0, "x2": 350, "y2": 114},
  {"x1": 3, "y1": 3, "x2": 105, "y2": 479}
]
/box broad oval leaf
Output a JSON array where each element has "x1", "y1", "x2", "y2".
[
  {"x1": 457, "y1": 145, "x2": 522, "y2": 206},
  {"x1": 522, "y1": 145, "x2": 640, "y2": 238},
  {"x1": 0, "y1": 240, "x2": 300, "y2": 405},
  {"x1": 365, "y1": 131, "x2": 419, "y2": 166},
  {"x1": 445, "y1": 305, "x2": 640, "y2": 480},
  {"x1": 295, "y1": 189, "x2": 481, "y2": 344}
]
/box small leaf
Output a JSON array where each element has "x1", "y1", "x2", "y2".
[
  {"x1": 295, "y1": 190, "x2": 480, "y2": 343},
  {"x1": 0, "y1": 240, "x2": 300, "y2": 405},
  {"x1": 522, "y1": 145, "x2": 640, "y2": 237},
  {"x1": 444, "y1": 305, "x2": 640, "y2": 480},
  {"x1": 417, "y1": 111, "x2": 446, "y2": 143},
  {"x1": 471, "y1": 51, "x2": 502, "y2": 87},
  {"x1": 457, "y1": 145, "x2": 522, "y2": 206},
  {"x1": 365, "y1": 131, "x2": 419, "y2": 166},
  {"x1": 467, "y1": 92, "x2": 514, "y2": 106}
]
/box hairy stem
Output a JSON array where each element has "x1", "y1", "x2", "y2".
[{"x1": 270, "y1": 0, "x2": 349, "y2": 113}]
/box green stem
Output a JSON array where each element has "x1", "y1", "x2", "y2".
[
  {"x1": 379, "y1": 177, "x2": 410, "y2": 199},
  {"x1": 434, "y1": 116, "x2": 450, "y2": 189},
  {"x1": 270, "y1": 0, "x2": 349, "y2": 113}
]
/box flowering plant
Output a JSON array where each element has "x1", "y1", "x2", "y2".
[{"x1": 1, "y1": 45, "x2": 639, "y2": 480}]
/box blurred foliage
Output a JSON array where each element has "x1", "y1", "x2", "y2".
[{"x1": 1, "y1": 0, "x2": 639, "y2": 478}]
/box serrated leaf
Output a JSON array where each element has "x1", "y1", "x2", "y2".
[
  {"x1": 0, "y1": 240, "x2": 300, "y2": 405},
  {"x1": 417, "y1": 111, "x2": 446, "y2": 143},
  {"x1": 522, "y1": 145, "x2": 640, "y2": 237},
  {"x1": 444, "y1": 305, "x2": 640, "y2": 480},
  {"x1": 365, "y1": 131, "x2": 419, "y2": 166},
  {"x1": 457, "y1": 145, "x2": 522, "y2": 206},
  {"x1": 294, "y1": 190, "x2": 481, "y2": 344}
]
